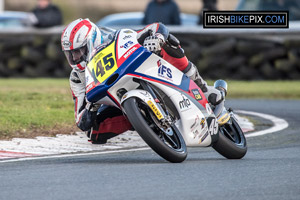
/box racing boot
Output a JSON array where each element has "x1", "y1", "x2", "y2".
[{"x1": 184, "y1": 62, "x2": 224, "y2": 106}]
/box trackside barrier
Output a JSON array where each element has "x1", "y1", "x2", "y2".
[{"x1": 1, "y1": 24, "x2": 300, "y2": 79}]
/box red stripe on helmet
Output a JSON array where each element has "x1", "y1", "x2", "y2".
[
  {"x1": 69, "y1": 19, "x2": 92, "y2": 50},
  {"x1": 76, "y1": 63, "x2": 85, "y2": 70}
]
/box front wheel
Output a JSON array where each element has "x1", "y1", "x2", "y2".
[
  {"x1": 122, "y1": 97, "x2": 187, "y2": 163},
  {"x1": 212, "y1": 116, "x2": 247, "y2": 159}
]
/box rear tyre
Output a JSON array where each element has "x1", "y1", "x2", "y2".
[
  {"x1": 123, "y1": 97, "x2": 187, "y2": 163},
  {"x1": 212, "y1": 117, "x2": 247, "y2": 159}
]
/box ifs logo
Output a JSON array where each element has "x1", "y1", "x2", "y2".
[
  {"x1": 157, "y1": 60, "x2": 172, "y2": 80},
  {"x1": 120, "y1": 41, "x2": 134, "y2": 49}
]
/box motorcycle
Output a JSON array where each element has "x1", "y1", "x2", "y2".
[{"x1": 85, "y1": 28, "x2": 247, "y2": 163}]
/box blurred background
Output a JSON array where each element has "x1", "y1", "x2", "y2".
[
  {"x1": 4, "y1": 0, "x2": 238, "y2": 23},
  {"x1": 1, "y1": 0, "x2": 300, "y2": 80}
]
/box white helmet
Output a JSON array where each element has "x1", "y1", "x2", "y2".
[{"x1": 61, "y1": 18, "x2": 102, "y2": 71}]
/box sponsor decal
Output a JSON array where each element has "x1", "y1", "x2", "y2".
[
  {"x1": 62, "y1": 40, "x2": 71, "y2": 48},
  {"x1": 123, "y1": 46, "x2": 137, "y2": 59},
  {"x1": 191, "y1": 89, "x2": 202, "y2": 101},
  {"x1": 190, "y1": 115, "x2": 200, "y2": 131},
  {"x1": 192, "y1": 129, "x2": 199, "y2": 139},
  {"x1": 191, "y1": 116, "x2": 207, "y2": 139},
  {"x1": 200, "y1": 132, "x2": 209, "y2": 143},
  {"x1": 200, "y1": 118, "x2": 206, "y2": 129},
  {"x1": 139, "y1": 91, "x2": 150, "y2": 97},
  {"x1": 123, "y1": 35, "x2": 132, "y2": 40},
  {"x1": 147, "y1": 100, "x2": 163, "y2": 120},
  {"x1": 179, "y1": 95, "x2": 191, "y2": 110},
  {"x1": 124, "y1": 30, "x2": 134, "y2": 34},
  {"x1": 120, "y1": 41, "x2": 134, "y2": 49},
  {"x1": 157, "y1": 60, "x2": 172, "y2": 81},
  {"x1": 91, "y1": 43, "x2": 108, "y2": 58}
]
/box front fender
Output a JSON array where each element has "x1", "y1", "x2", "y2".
[{"x1": 120, "y1": 89, "x2": 164, "y2": 120}]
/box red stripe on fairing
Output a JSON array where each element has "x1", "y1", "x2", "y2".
[
  {"x1": 107, "y1": 91, "x2": 121, "y2": 107},
  {"x1": 0, "y1": 151, "x2": 37, "y2": 159},
  {"x1": 117, "y1": 44, "x2": 142, "y2": 66},
  {"x1": 187, "y1": 79, "x2": 208, "y2": 107},
  {"x1": 127, "y1": 73, "x2": 208, "y2": 107},
  {"x1": 69, "y1": 19, "x2": 92, "y2": 50}
]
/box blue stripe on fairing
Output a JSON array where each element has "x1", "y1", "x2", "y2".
[
  {"x1": 132, "y1": 70, "x2": 191, "y2": 92},
  {"x1": 86, "y1": 47, "x2": 151, "y2": 102},
  {"x1": 87, "y1": 46, "x2": 192, "y2": 102}
]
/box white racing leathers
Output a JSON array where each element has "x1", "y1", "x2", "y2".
[
  {"x1": 69, "y1": 69, "x2": 132, "y2": 144},
  {"x1": 69, "y1": 69, "x2": 92, "y2": 131}
]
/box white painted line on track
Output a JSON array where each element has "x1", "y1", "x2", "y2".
[
  {"x1": 0, "y1": 147, "x2": 150, "y2": 163},
  {"x1": 236, "y1": 110, "x2": 289, "y2": 138},
  {"x1": 0, "y1": 110, "x2": 289, "y2": 163}
]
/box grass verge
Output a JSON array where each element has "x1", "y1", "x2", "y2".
[
  {"x1": 0, "y1": 79, "x2": 299, "y2": 140},
  {"x1": 0, "y1": 78, "x2": 77, "y2": 140}
]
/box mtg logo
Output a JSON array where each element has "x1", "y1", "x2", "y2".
[
  {"x1": 179, "y1": 95, "x2": 191, "y2": 110},
  {"x1": 157, "y1": 60, "x2": 172, "y2": 80}
]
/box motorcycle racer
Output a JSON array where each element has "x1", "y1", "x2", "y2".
[{"x1": 61, "y1": 18, "x2": 223, "y2": 144}]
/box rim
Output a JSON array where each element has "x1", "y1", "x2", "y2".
[
  {"x1": 219, "y1": 117, "x2": 246, "y2": 148},
  {"x1": 137, "y1": 100, "x2": 184, "y2": 152}
]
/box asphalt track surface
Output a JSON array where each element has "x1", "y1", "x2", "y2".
[{"x1": 0, "y1": 99, "x2": 299, "y2": 200}]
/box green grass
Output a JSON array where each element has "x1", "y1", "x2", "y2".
[
  {"x1": 0, "y1": 78, "x2": 299, "y2": 139},
  {"x1": 0, "y1": 78, "x2": 75, "y2": 139},
  {"x1": 220, "y1": 80, "x2": 300, "y2": 99}
]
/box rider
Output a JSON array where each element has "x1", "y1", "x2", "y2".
[{"x1": 61, "y1": 18, "x2": 223, "y2": 144}]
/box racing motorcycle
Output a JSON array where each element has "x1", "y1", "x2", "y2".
[{"x1": 85, "y1": 28, "x2": 247, "y2": 163}]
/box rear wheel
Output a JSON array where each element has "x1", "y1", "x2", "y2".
[
  {"x1": 212, "y1": 116, "x2": 247, "y2": 159},
  {"x1": 123, "y1": 97, "x2": 187, "y2": 163}
]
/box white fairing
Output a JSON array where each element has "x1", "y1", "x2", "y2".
[
  {"x1": 134, "y1": 54, "x2": 183, "y2": 86},
  {"x1": 134, "y1": 54, "x2": 212, "y2": 146},
  {"x1": 86, "y1": 28, "x2": 214, "y2": 147},
  {"x1": 117, "y1": 29, "x2": 138, "y2": 59},
  {"x1": 149, "y1": 82, "x2": 212, "y2": 147},
  {"x1": 118, "y1": 57, "x2": 212, "y2": 146}
]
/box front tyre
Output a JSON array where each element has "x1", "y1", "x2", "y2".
[
  {"x1": 123, "y1": 97, "x2": 187, "y2": 163},
  {"x1": 212, "y1": 117, "x2": 247, "y2": 159}
]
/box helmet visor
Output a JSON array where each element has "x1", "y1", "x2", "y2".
[{"x1": 64, "y1": 45, "x2": 87, "y2": 65}]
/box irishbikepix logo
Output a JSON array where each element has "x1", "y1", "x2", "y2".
[{"x1": 203, "y1": 11, "x2": 289, "y2": 28}]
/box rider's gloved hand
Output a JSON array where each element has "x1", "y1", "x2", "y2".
[
  {"x1": 85, "y1": 101, "x2": 101, "y2": 112},
  {"x1": 143, "y1": 33, "x2": 165, "y2": 54}
]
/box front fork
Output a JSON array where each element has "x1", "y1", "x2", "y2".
[{"x1": 139, "y1": 80, "x2": 173, "y2": 129}]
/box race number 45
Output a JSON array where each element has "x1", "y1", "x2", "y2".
[
  {"x1": 207, "y1": 117, "x2": 218, "y2": 136},
  {"x1": 96, "y1": 53, "x2": 115, "y2": 77}
]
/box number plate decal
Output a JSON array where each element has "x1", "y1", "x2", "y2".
[{"x1": 87, "y1": 42, "x2": 118, "y2": 84}]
